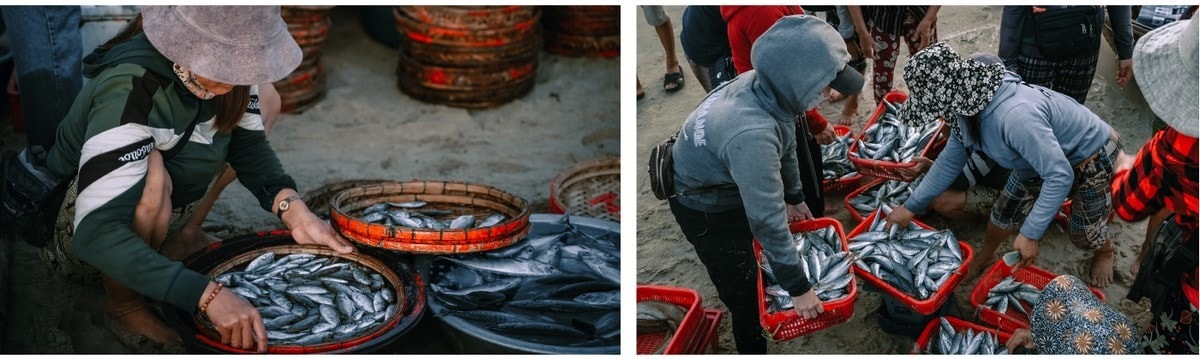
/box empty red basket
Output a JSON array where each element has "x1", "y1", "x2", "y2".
[
  {"x1": 968, "y1": 260, "x2": 1106, "y2": 333},
  {"x1": 754, "y1": 218, "x2": 858, "y2": 341},
  {"x1": 847, "y1": 90, "x2": 948, "y2": 181},
  {"x1": 913, "y1": 316, "x2": 1013, "y2": 354},
  {"x1": 847, "y1": 210, "x2": 973, "y2": 316},
  {"x1": 691, "y1": 308, "x2": 724, "y2": 354},
  {"x1": 636, "y1": 285, "x2": 705, "y2": 354}
]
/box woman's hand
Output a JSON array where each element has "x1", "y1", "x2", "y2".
[
  {"x1": 277, "y1": 190, "x2": 355, "y2": 254},
  {"x1": 1011, "y1": 234, "x2": 1040, "y2": 272},
  {"x1": 791, "y1": 289, "x2": 825, "y2": 319},
  {"x1": 201, "y1": 281, "x2": 267, "y2": 352},
  {"x1": 814, "y1": 123, "x2": 837, "y2": 145},
  {"x1": 1006, "y1": 328, "x2": 1036, "y2": 353},
  {"x1": 1115, "y1": 58, "x2": 1133, "y2": 88},
  {"x1": 885, "y1": 205, "x2": 915, "y2": 230},
  {"x1": 786, "y1": 202, "x2": 814, "y2": 222},
  {"x1": 894, "y1": 156, "x2": 933, "y2": 181}
]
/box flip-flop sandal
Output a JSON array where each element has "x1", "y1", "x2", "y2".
[{"x1": 663, "y1": 71, "x2": 684, "y2": 93}]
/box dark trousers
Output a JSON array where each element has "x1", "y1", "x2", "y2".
[
  {"x1": 796, "y1": 118, "x2": 826, "y2": 217},
  {"x1": 668, "y1": 198, "x2": 767, "y2": 354}
]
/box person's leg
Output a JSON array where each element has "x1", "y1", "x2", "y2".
[
  {"x1": 1131, "y1": 208, "x2": 1172, "y2": 276},
  {"x1": 970, "y1": 175, "x2": 1039, "y2": 282},
  {"x1": 685, "y1": 56, "x2": 714, "y2": 93},
  {"x1": 0, "y1": 6, "x2": 83, "y2": 151},
  {"x1": 1068, "y1": 148, "x2": 1117, "y2": 287},
  {"x1": 668, "y1": 200, "x2": 766, "y2": 354},
  {"x1": 110, "y1": 149, "x2": 182, "y2": 346},
  {"x1": 1052, "y1": 52, "x2": 1099, "y2": 104},
  {"x1": 835, "y1": 34, "x2": 864, "y2": 125},
  {"x1": 1013, "y1": 53, "x2": 1058, "y2": 92},
  {"x1": 929, "y1": 189, "x2": 972, "y2": 221},
  {"x1": 172, "y1": 84, "x2": 281, "y2": 257},
  {"x1": 869, "y1": 25, "x2": 900, "y2": 103}
]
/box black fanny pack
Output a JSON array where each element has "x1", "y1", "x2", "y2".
[
  {"x1": 648, "y1": 134, "x2": 678, "y2": 200},
  {"x1": 1028, "y1": 6, "x2": 1103, "y2": 61}
]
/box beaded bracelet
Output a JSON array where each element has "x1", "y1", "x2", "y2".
[{"x1": 199, "y1": 282, "x2": 223, "y2": 313}]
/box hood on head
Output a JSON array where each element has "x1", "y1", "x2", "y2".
[{"x1": 750, "y1": 15, "x2": 849, "y2": 116}]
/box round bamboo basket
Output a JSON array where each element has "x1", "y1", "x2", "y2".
[
  {"x1": 548, "y1": 156, "x2": 620, "y2": 222},
  {"x1": 329, "y1": 180, "x2": 531, "y2": 254},
  {"x1": 540, "y1": 6, "x2": 619, "y2": 57},
  {"x1": 275, "y1": 6, "x2": 334, "y2": 114},
  {"x1": 394, "y1": 6, "x2": 542, "y2": 109},
  {"x1": 195, "y1": 244, "x2": 410, "y2": 353}
]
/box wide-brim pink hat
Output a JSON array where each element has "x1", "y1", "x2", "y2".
[{"x1": 142, "y1": 6, "x2": 302, "y2": 85}]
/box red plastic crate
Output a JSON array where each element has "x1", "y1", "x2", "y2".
[
  {"x1": 754, "y1": 218, "x2": 858, "y2": 341},
  {"x1": 847, "y1": 210, "x2": 974, "y2": 315},
  {"x1": 968, "y1": 260, "x2": 1106, "y2": 333},
  {"x1": 636, "y1": 285, "x2": 705, "y2": 354},
  {"x1": 848, "y1": 90, "x2": 948, "y2": 181},
  {"x1": 913, "y1": 316, "x2": 1013, "y2": 354},
  {"x1": 690, "y1": 308, "x2": 723, "y2": 354},
  {"x1": 822, "y1": 125, "x2": 864, "y2": 194},
  {"x1": 843, "y1": 177, "x2": 895, "y2": 224}
]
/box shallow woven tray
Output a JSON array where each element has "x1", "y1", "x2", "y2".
[
  {"x1": 397, "y1": 6, "x2": 537, "y2": 30},
  {"x1": 400, "y1": 31, "x2": 542, "y2": 67},
  {"x1": 549, "y1": 157, "x2": 620, "y2": 222},
  {"x1": 304, "y1": 179, "x2": 394, "y2": 218},
  {"x1": 329, "y1": 180, "x2": 531, "y2": 254},
  {"x1": 196, "y1": 244, "x2": 409, "y2": 353},
  {"x1": 394, "y1": 7, "x2": 541, "y2": 48},
  {"x1": 544, "y1": 33, "x2": 620, "y2": 57},
  {"x1": 396, "y1": 51, "x2": 536, "y2": 90}
]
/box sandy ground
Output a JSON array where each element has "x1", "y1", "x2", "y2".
[
  {"x1": 0, "y1": 6, "x2": 618, "y2": 353},
  {"x1": 636, "y1": 5, "x2": 1160, "y2": 354}
]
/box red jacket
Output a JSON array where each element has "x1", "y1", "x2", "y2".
[{"x1": 721, "y1": 5, "x2": 829, "y2": 134}]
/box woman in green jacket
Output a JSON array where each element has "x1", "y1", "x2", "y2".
[{"x1": 43, "y1": 6, "x2": 353, "y2": 351}]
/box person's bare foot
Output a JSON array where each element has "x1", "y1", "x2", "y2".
[
  {"x1": 963, "y1": 251, "x2": 994, "y2": 283},
  {"x1": 840, "y1": 97, "x2": 859, "y2": 127},
  {"x1": 107, "y1": 300, "x2": 182, "y2": 347},
  {"x1": 161, "y1": 223, "x2": 221, "y2": 261},
  {"x1": 1090, "y1": 248, "x2": 1115, "y2": 288}
]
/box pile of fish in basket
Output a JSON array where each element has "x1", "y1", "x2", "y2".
[{"x1": 426, "y1": 214, "x2": 620, "y2": 349}]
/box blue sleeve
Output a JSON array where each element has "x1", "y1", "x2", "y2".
[{"x1": 1002, "y1": 105, "x2": 1074, "y2": 240}]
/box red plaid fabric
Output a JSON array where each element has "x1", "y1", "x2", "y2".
[{"x1": 1112, "y1": 128, "x2": 1199, "y2": 245}]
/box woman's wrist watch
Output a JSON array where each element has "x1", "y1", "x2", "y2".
[{"x1": 276, "y1": 193, "x2": 302, "y2": 220}]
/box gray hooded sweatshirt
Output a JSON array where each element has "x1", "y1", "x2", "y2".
[{"x1": 671, "y1": 15, "x2": 850, "y2": 296}]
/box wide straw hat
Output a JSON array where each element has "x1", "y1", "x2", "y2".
[
  {"x1": 1133, "y1": 18, "x2": 1198, "y2": 137},
  {"x1": 142, "y1": 6, "x2": 302, "y2": 85}
]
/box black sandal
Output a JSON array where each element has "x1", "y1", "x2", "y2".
[{"x1": 663, "y1": 71, "x2": 684, "y2": 93}]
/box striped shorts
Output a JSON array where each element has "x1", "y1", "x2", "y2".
[{"x1": 991, "y1": 138, "x2": 1122, "y2": 250}]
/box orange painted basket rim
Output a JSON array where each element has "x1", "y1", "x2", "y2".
[
  {"x1": 194, "y1": 244, "x2": 409, "y2": 353},
  {"x1": 329, "y1": 180, "x2": 531, "y2": 254}
]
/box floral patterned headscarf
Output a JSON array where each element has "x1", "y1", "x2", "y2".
[
  {"x1": 1030, "y1": 275, "x2": 1140, "y2": 354},
  {"x1": 898, "y1": 42, "x2": 1005, "y2": 127}
]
